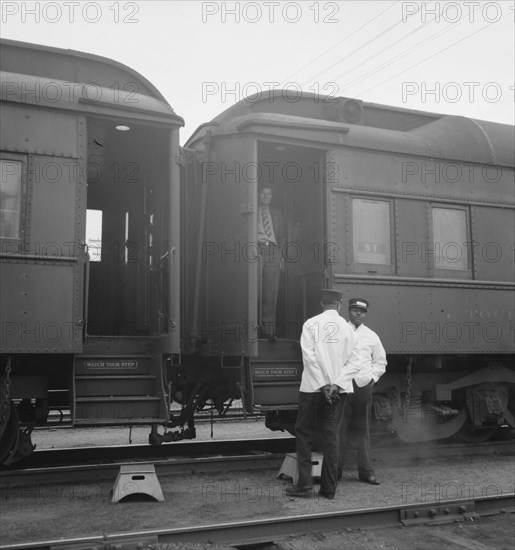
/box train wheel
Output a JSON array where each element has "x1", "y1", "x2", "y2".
[
  {"x1": 455, "y1": 420, "x2": 499, "y2": 443},
  {"x1": 0, "y1": 402, "x2": 20, "y2": 465}
]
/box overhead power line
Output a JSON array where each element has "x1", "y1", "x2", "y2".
[
  {"x1": 300, "y1": 5, "x2": 407, "y2": 87},
  {"x1": 330, "y1": 15, "x2": 437, "y2": 86},
  {"x1": 338, "y1": 4, "x2": 482, "y2": 94},
  {"x1": 356, "y1": 18, "x2": 501, "y2": 98},
  {"x1": 280, "y1": 0, "x2": 401, "y2": 85}
]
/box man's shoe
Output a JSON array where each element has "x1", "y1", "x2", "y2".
[
  {"x1": 285, "y1": 485, "x2": 313, "y2": 498},
  {"x1": 318, "y1": 490, "x2": 335, "y2": 499},
  {"x1": 359, "y1": 475, "x2": 380, "y2": 485}
]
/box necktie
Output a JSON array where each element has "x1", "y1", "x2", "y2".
[{"x1": 262, "y1": 207, "x2": 273, "y2": 239}]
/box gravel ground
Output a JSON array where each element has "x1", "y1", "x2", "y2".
[{"x1": 1, "y1": 428, "x2": 513, "y2": 548}]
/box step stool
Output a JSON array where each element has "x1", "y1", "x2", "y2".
[
  {"x1": 277, "y1": 452, "x2": 323, "y2": 485},
  {"x1": 112, "y1": 463, "x2": 165, "y2": 503}
]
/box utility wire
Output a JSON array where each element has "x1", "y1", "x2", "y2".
[
  {"x1": 299, "y1": 2, "x2": 408, "y2": 87},
  {"x1": 338, "y1": 4, "x2": 482, "y2": 93},
  {"x1": 356, "y1": 18, "x2": 500, "y2": 98},
  {"x1": 330, "y1": 14, "x2": 437, "y2": 86},
  {"x1": 280, "y1": 0, "x2": 401, "y2": 85}
]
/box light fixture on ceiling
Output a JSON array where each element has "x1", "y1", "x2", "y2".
[{"x1": 115, "y1": 125, "x2": 130, "y2": 132}]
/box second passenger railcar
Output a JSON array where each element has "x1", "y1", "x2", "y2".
[{"x1": 180, "y1": 91, "x2": 515, "y2": 443}]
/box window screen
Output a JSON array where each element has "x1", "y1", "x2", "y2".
[
  {"x1": 0, "y1": 159, "x2": 23, "y2": 239},
  {"x1": 432, "y1": 208, "x2": 468, "y2": 271},
  {"x1": 352, "y1": 198, "x2": 391, "y2": 265}
]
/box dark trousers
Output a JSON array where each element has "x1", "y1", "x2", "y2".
[
  {"x1": 258, "y1": 243, "x2": 281, "y2": 332},
  {"x1": 295, "y1": 391, "x2": 346, "y2": 496},
  {"x1": 338, "y1": 380, "x2": 374, "y2": 479}
]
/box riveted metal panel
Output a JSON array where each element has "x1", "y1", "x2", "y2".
[
  {"x1": 395, "y1": 199, "x2": 429, "y2": 278},
  {"x1": 0, "y1": 104, "x2": 79, "y2": 158},
  {"x1": 472, "y1": 206, "x2": 515, "y2": 283},
  {"x1": 0, "y1": 108, "x2": 86, "y2": 354},
  {"x1": 332, "y1": 277, "x2": 514, "y2": 354},
  {"x1": 345, "y1": 193, "x2": 352, "y2": 273},
  {"x1": 325, "y1": 172, "x2": 338, "y2": 284},
  {"x1": 27, "y1": 155, "x2": 79, "y2": 253},
  {"x1": 331, "y1": 191, "x2": 347, "y2": 274},
  {"x1": 0, "y1": 261, "x2": 81, "y2": 353},
  {"x1": 330, "y1": 147, "x2": 514, "y2": 208}
]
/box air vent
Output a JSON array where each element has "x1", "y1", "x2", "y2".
[{"x1": 324, "y1": 98, "x2": 364, "y2": 124}]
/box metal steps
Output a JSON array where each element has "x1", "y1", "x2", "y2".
[
  {"x1": 73, "y1": 350, "x2": 167, "y2": 426},
  {"x1": 247, "y1": 338, "x2": 302, "y2": 409}
]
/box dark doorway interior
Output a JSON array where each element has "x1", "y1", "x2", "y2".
[{"x1": 257, "y1": 142, "x2": 327, "y2": 339}]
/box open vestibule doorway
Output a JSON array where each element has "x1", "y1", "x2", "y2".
[
  {"x1": 256, "y1": 141, "x2": 329, "y2": 340},
  {"x1": 84, "y1": 118, "x2": 173, "y2": 338}
]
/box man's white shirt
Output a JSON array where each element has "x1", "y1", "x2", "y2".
[
  {"x1": 346, "y1": 322, "x2": 387, "y2": 387},
  {"x1": 299, "y1": 309, "x2": 358, "y2": 393}
]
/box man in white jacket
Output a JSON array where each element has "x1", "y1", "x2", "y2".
[
  {"x1": 338, "y1": 298, "x2": 387, "y2": 485},
  {"x1": 286, "y1": 289, "x2": 358, "y2": 499}
]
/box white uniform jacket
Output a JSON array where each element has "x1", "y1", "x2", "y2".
[
  {"x1": 346, "y1": 322, "x2": 387, "y2": 388},
  {"x1": 299, "y1": 309, "x2": 358, "y2": 394}
]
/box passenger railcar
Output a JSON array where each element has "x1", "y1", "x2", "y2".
[
  {"x1": 1, "y1": 39, "x2": 514, "y2": 464},
  {"x1": 0, "y1": 39, "x2": 183, "y2": 463},
  {"x1": 182, "y1": 90, "x2": 515, "y2": 443}
]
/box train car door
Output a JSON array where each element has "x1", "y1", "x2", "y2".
[{"x1": 200, "y1": 135, "x2": 259, "y2": 357}]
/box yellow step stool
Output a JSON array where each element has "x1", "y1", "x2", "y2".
[{"x1": 278, "y1": 452, "x2": 323, "y2": 485}]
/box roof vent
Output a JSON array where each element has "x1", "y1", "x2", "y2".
[{"x1": 325, "y1": 98, "x2": 364, "y2": 124}]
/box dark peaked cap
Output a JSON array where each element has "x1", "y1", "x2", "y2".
[
  {"x1": 349, "y1": 298, "x2": 369, "y2": 311},
  {"x1": 321, "y1": 289, "x2": 343, "y2": 304}
]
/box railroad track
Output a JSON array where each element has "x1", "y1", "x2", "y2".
[
  {"x1": 1, "y1": 493, "x2": 513, "y2": 550},
  {"x1": 2, "y1": 437, "x2": 513, "y2": 549},
  {"x1": 2, "y1": 438, "x2": 513, "y2": 487},
  {"x1": 0, "y1": 438, "x2": 294, "y2": 487},
  {"x1": 1, "y1": 436, "x2": 295, "y2": 469}
]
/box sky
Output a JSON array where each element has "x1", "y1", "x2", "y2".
[{"x1": 1, "y1": 0, "x2": 514, "y2": 142}]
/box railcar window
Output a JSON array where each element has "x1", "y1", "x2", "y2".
[
  {"x1": 0, "y1": 159, "x2": 23, "y2": 240},
  {"x1": 352, "y1": 198, "x2": 391, "y2": 266},
  {"x1": 85, "y1": 209, "x2": 103, "y2": 261},
  {"x1": 432, "y1": 207, "x2": 469, "y2": 271}
]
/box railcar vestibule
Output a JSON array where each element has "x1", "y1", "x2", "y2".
[
  {"x1": 256, "y1": 141, "x2": 328, "y2": 336},
  {"x1": 85, "y1": 119, "x2": 171, "y2": 337}
]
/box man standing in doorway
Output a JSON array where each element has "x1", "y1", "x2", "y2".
[
  {"x1": 286, "y1": 289, "x2": 358, "y2": 499},
  {"x1": 257, "y1": 186, "x2": 285, "y2": 340},
  {"x1": 338, "y1": 298, "x2": 387, "y2": 485}
]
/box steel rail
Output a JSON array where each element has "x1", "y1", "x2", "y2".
[
  {"x1": 0, "y1": 452, "x2": 286, "y2": 487},
  {"x1": 2, "y1": 438, "x2": 513, "y2": 487},
  {"x1": 1, "y1": 436, "x2": 296, "y2": 469},
  {"x1": 1, "y1": 493, "x2": 513, "y2": 550}
]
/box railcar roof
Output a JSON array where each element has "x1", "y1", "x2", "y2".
[
  {"x1": 0, "y1": 38, "x2": 183, "y2": 124},
  {"x1": 187, "y1": 91, "x2": 514, "y2": 167}
]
